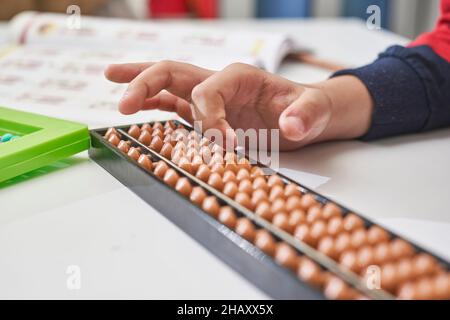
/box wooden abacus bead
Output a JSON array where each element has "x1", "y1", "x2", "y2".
[
  {"x1": 223, "y1": 170, "x2": 237, "y2": 184},
  {"x1": 163, "y1": 133, "x2": 176, "y2": 146},
  {"x1": 127, "y1": 147, "x2": 141, "y2": 161},
  {"x1": 235, "y1": 218, "x2": 256, "y2": 242},
  {"x1": 272, "y1": 212, "x2": 292, "y2": 233},
  {"x1": 356, "y1": 246, "x2": 375, "y2": 272},
  {"x1": 128, "y1": 124, "x2": 140, "y2": 139},
  {"x1": 152, "y1": 128, "x2": 164, "y2": 139},
  {"x1": 175, "y1": 177, "x2": 192, "y2": 197},
  {"x1": 297, "y1": 258, "x2": 324, "y2": 288},
  {"x1": 191, "y1": 155, "x2": 203, "y2": 174},
  {"x1": 237, "y1": 157, "x2": 252, "y2": 171},
  {"x1": 137, "y1": 154, "x2": 153, "y2": 171},
  {"x1": 190, "y1": 186, "x2": 207, "y2": 206},
  {"x1": 200, "y1": 146, "x2": 212, "y2": 164},
  {"x1": 238, "y1": 179, "x2": 253, "y2": 195},
  {"x1": 285, "y1": 195, "x2": 303, "y2": 212},
  {"x1": 284, "y1": 183, "x2": 302, "y2": 198},
  {"x1": 209, "y1": 153, "x2": 224, "y2": 166},
  {"x1": 306, "y1": 205, "x2": 323, "y2": 224},
  {"x1": 251, "y1": 189, "x2": 268, "y2": 207},
  {"x1": 367, "y1": 226, "x2": 390, "y2": 245},
  {"x1": 107, "y1": 134, "x2": 120, "y2": 146},
  {"x1": 373, "y1": 242, "x2": 393, "y2": 265},
  {"x1": 271, "y1": 198, "x2": 286, "y2": 214},
  {"x1": 195, "y1": 164, "x2": 211, "y2": 182},
  {"x1": 164, "y1": 120, "x2": 176, "y2": 129},
  {"x1": 322, "y1": 203, "x2": 342, "y2": 220},
  {"x1": 335, "y1": 233, "x2": 352, "y2": 257},
  {"x1": 250, "y1": 166, "x2": 265, "y2": 178},
  {"x1": 252, "y1": 176, "x2": 270, "y2": 193},
  {"x1": 160, "y1": 143, "x2": 173, "y2": 159},
  {"x1": 224, "y1": 152, "x2": 236, "y2": 163},
  {"x1": 294, "y1": 224, "x2": 315, "y2": 246},
  {"x1": 395, "y1": 258, "x2": 415, "y2": 284},
  {"x1": 152, "y1": 122, "x2": 163, "y2": 131},
  {"x1": 218, "y1": 206, "x2": 237, "y2": 229},
  {"x1": 236, "y1": 168, "x2": 250, "y2": 181},
  {"x1": 380, "y1": 263, "x2": 399, "y2": 292},
  {"x1": 201, "y1": 196, "x2": 220, "y2": 218},
  {"x1": 117, "y1": 140, "x2": 130, "y2": 153},
  {"x1": 138, "y1": 130, "x2": 152, "y2": 145},
  {"x1": 269, "y1": 185, "x2": 285, "y2": 202},
  {"x1": 104, "y1": 127, "x2": 120, "y2": 140},
  {"x1": 339, "y1": 250, "x2": 360, "y2": 273},
  {"x1": 343, "y1": 213, "x2": 364, "y2": 232},
  {"x1": 234, "y1": 192, "x2": 253, "y2": 210},
  {"x1": 267, "y1": 174, "x2": 283, "y2": 188},
  {"x1": 187, "y1": 140, "x2": 199, "y2": 152},
  {"x1": 223, "y1": 181, "x2": 238, "y2": 198},
  {"x1": 171, "y1": 148, "x2": 185, "y2": 165},
  {"x1": 431, "y1": 273, "x2": 450, "y2": 300},
  {"x1": 164, "y1": 127, "x2": 173, "y2": 137},
  {"x1": 153, "y1": 161, "x2": 168, "y2": 178},
  {"x1": 208, "y1": 172, "x2": 224, "y2": 191},
  {"x1": 300, "y1": 193, "x2": 317, "y2": 210},
  {"x1": 141, "y1": 123, "x2": 153, "y2": 134},
  {"x1": 350, "y1": 229, "x2": 368, "y2": 249},
  {"x1": 327, "y1": 217, "x2": 344, "y2": 237},
  {"x1": 255, "y1": 201, "x2": 274, "y2": 221},
  {"x1": 178, "y1": 157, "x2": 193, "y2": 174},
  {"x1": 163, "y1": 168, "x2": 179, "y2": 187},
  {"x1": 390, "y1": 239, "x2": 415, "y2": 260},
  {"x1": 254, "y1": 229, "x2": 276, "y2": 256},
  {"x1": 397, "y1": 282, "x2": 420, "y2": 300},
  {"x1": 149, "y1": 135, "x2": 163, "y2": 152},
  {"x1": 210, "y1": 162, "x2": 224, "y2": 176},
  {"x1": 324, "y1": 276, "x2": 356, "y2": 300},
  {"x1": 288, "y1": 209, "x2": 306, "y2": 230},
  {"x1": 412, "y1": 253, "x2": 438, "y2": 278},
  {"x1": 318, "y1": 236, "x2": 338, "y2": 260},
  {"x1": 274, "y1": 243, "x2": 298, "y2": 272},
  {"x1": 310, "y1": 220, "x2": 328, "y2": 246}
]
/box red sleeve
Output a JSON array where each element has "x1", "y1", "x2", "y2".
[{"x1": 409, "y1": 0, "x2": 450, "y2": 62}]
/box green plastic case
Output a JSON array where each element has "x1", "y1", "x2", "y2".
[{"x1": 0, "y1": 106, "x2": 90, "y2": 183}]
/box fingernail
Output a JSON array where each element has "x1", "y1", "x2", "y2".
[{"x1": 283, "y1": 116, "x2": 306, "y2": 140}]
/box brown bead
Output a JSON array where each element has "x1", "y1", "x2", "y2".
[
  {"x1": 284, "y1": 183, "x2": 302, "y2": 198},
  {"x1": 222, "y1": 170, "x2": 236, "y2": 184},
  {"x1": 327, "y1": 217, "x2": 344, "y2": 237},
  {"x1": 381, "y1": 263, "x2": 398, "y2": 292},
  {"x1": 397, "y1": 282, "x2": 420, "y2": 300},
  {"x1": 254, "y1": 229, "x2": 276, "y2": 256},
  {"x1": 250, "y1": 166, "x2": 265, "y2": 178},
  {"x1": 160, "y1": 143, "x2": 173, "y2": 159},
  {"x1": 191, "y1": 155, "x2": 203, "y2": 174},
  {"x1": 252, "y1": 176, "x2": 269, "y2": 193},
  {"x1": 306, "y1": 205, "x2": 323, "y2": 224},
  {"x1": 340, "y1": 250, "x2": 360, "y2": 273},
  {"x1": 298, "y1": 258, "x2": 324, "y2": 288},
  {"x1": 105, "y1": 127, "x2": 120, "y2": 140},
  {"x1": 322, "y1": 203, "x2": 342, "y2": 220},
  {"x1": 186, "y1": 146, "x2": 199, "y2": 160},
  {"x1": 324, "y1": 276, "x2": 355, "y2": 300},
  {"x1": 117, "y1": 140, "x2": 130, "y2": 153},
  {"x1": 285, "y1": 195, "x2": 303, "y2": 212},
  {"x1": 237, "y1": 157, "x2": 252, "y2": 171},
  {"x1": 178, "y1": 157, "x2": 192, "y2": 174},
  {"x1": 274, "y1": 243, "x2": 298, "y2": 271},
  {"x1": 153, "y1": 161, "x2": 169, "y2": 178},
  {"x1": 224, "y1": 152, "x2": 236, "y2": 163},
  {"x1": 335, "y1": 233, "x2": 352, "y2": 257},
  {"x1": 300, "y1": 193, "x2": 317, "y2": 210},
  {"x1": 255, "y1": 201, "x2": 274, "y2": 221},
  {"x1": 390, "y1": 239, "x2": 415, "y2": 260},
  {"x1": 128, "y1": 124, "x2": 141, "y2": 139},
  {"x1": 195, "y1": 164, "x2": 211, "y2": 182},
  {"x1": 224, "y1": 161, "x2": 238, "y2": 173},
  {"x1": 235, "y1": 218, "x2": 256, "y2": 242},
  {"x1": 431, "y1": 273, "x2": 450, "y2": 300},
  {"x1": 273, "y1": 212, "x2": 292, "y2": 233},
  {"x1": 367, "y1": 226, "x2": 390, "y2": 245},
  {"x1": 318, "y1": 236, "x2": 338, "y2": 260},
  {"x1": 163, "y1": 168, "x2": 179, "y2": 187},
  {"x1": 343, "y1": 213, "x2": 364, "y2": 232},
  {"x1": 350, "y1": 229, "x2": 368, "y2": 249},
  {"x1": 175, "y1": 177, "x2": 192, "y2": 197},
  {"x1": 234, "y1": 192, "x2": 253, "y2": 210},
  {"x1": 267, "y1": 174, "x2": 283, "y2": 188},
  {"x1": 218, "y1": 206, "x2": 237, "y2": 229},
  {"x1": 202, "y1": 196, "x2": 220, "y2": 218},
  {"x1": 373, "y1": 242, "x2": 393, "y2": 265},
  {"x1": 152, "y1": 122, "x2": 163, "y2": 131},
  {"x1": 138, "y1": 130, "x2": 152, "y2": 145},
  {"x1": 149, "y1": 135, "x2": 163, "y2": 152},
  {"x1": 412, "y1": 253, "x2": 438, "y2": 278},
  {"x1": 357, "y1": 246, "x2": 375, "y2": 271},
  {"x1": 251, "y1": 188, "x2": 268, "y2": 207},
  {"x1": 108, "y1": 134, "x2": 120, "y2": 146},
  {"x1": 288, "y1": 209, "x2": 306, "y2": 230},
  {"x1": 238, "y1": 179, "x2": 253, "y2": 195},
  {"x1": 395, "y1": 258, "x2": 415, "y2": 284},
  {"x1": 151, "y1": 128, "x2": 164, "y2": 138},
  {"x1": 127, "y1": 147, "x2": 141, "y2": 161},
  {"x1": 208, "y1": 172, "x2": 224, "y2": 191},
  {"x1": 310, "y1": 220, "x2": 327, "y2": 244},
  {"x1": 137, "y1": 154, "x2": 153, "y2": 171},
  {"x1": 190, "y1": 186, "x2": 207, "y2": 206},
  {"x1": 236, "y1": 168, "x2": 250, "y2": 181},
  {"x1": 269, "y1": 185, "x2": 285, "y2": 202},
  {"x1": 141, "y1": 123, "x2": 153, "y2": 134},
  {"x1": 164, "y1": 120, "x2": 176, "y2": 130},
  {"x1": 223, "y1": 181, "x2": 238, "y2": 198},
  {"x1": 294, "y1": 224, "x2": 315, "y2": 247},
  {"x1": 210, "y1": 162, "x2": 225, "y2": 176},
  {"x1": 271, "y1": 198, "x2": 286, "y2": 214}
]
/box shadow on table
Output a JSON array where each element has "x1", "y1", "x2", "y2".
[{"x1": 0, "y1": 157, "x2": 88, "y2": 189}]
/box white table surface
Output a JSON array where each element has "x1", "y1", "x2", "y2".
[{"x1": 1, "y1": 18, "x2": 449, "y2": 299}]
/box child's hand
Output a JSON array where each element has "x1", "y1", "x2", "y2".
[{"x1": 105, "y1": 61, "x2": 373, "y2": 150}]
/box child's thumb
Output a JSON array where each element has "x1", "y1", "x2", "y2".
[{"x1": 279, "y1": 89, "x2": 332, "y2": 142}]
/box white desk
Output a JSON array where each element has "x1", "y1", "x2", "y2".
[{"x1": 1, "y1": 19, "x2": 449, "y2": 299}]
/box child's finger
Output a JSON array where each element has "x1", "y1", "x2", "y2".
[
  {"x1": 104, "y1": 62, "x2": 154, "y2": 83},
  {"x1": 142, "y1": 91, "x2": 194, "y2": 123},
  {"x1": 279, "y1": 89, "x2": 332, "y2": 142},
  {"x1": 119, "y1": 61, "x2": 213, "y2": 114}
]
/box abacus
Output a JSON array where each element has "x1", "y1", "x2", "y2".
[{"x1": 89, "y1": 120, "x2": 450, "y2": 300}]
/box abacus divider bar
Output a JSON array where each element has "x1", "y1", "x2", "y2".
[{"x1": 116, "y1": 128, "x2": 393, "y2": 300}]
